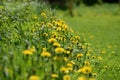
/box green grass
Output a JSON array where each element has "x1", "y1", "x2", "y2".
[
  {"x1": 56, "y1": 4, "x2": 120, "y2": 80},
  {"x1": 1, "y1": 2, "x2": 120, "y2": 80},
  {"x1": 1, "y1": 2, "x2": 99, "y2": 80}
]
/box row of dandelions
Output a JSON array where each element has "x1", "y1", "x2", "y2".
[
  {"x1": 0, "y1": 4, "x2": 99, "y2": 80},
  {"x1": 21, "y1": 12, "x2": 97, "y2": 80}
]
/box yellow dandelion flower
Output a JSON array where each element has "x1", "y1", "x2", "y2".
[
  {"x1": 67, "y1": 63, "x2": 73, "y2": 68},
  {"x1": 67, "y1": 67, "x2": 73, "y2": 71},
  {"x1": 66, "y1": 50, "x2": 70, "y2": 54},
  {"x1": 42, "y1": 48, "x2": 47, "y2": 51},
  {"x1": 78, "y1": 76, "x2": 87, "y2": 80},
  {"x1": 92, "y1": 73, "x2": 97, "y2": 77},
  {"x1": 98, "y1": 56, "x2": 102, "y2": 60},
  {"x1": 51, "y1": 31, "x2": 57, "y2": 35},
  {"x1": 70, "y1": 28, "x2": 74, "y2": 33},
  {"x1": 23, "y1": 50, "x2": 33, "y2": 55},
  {"x1": 41, "y1": 51, "x2": 51, "y2": 57},
  {"x1": 70, "y1": 61, "x2": 75, "y2": 65},
  {"x1": 53, "y1": 42, "x2": 61, "y2": 47},
  {"x1": 77, "y1": 43, "x2": 82, "y2": 47},
  {"x1": 57, "y1": 37, "x2": 63, "y2": 41},
  {"x1": 29, "y1": 46, "x2": 36, "y2": 52},
  {"x1": 104, "y1": 66, "x2": 108, "y2": 69},
  {"x1": 84, "y1": 61, "x2": 90, "y2": 66},
  {"x1": 35, "y1": 22, "x2": 40, "y2": 26},
  {"x1": 60, "y1": 67, "x2": 69, "y2": 73},
  {"x1": 64, "y1": 50, "x2": 67, "y2": 53},
  {"x1": 33, "y1": 15, "x2": 38, "y2": 19},
  {"x1": 47, "y1": 23, "x2": 53, "y2": 28},
  {"x1": 40, "y1": 22, "x2": 44, "y2": 25},
  {"x1": 57, "y1": 22, "x2": 62, "y2": 27},
  {"x1": 52, "y1": 20, "x2": 55, "y2": 23},
  {"x1": 53, "y1": 56, "x2": 61, "y2": 61},
  {"x1": 75, "y1": 35, "x2": 80, "y2": 39},
  {"x1": 29, "y1": 75, "x2": 40, "y2": 80},
  {"x1": 51, "y1": 34, "x2": 57, "y2": 38},
  {"x1": 32, "y1": 28, "x2": 35, "y2": 32},
  {"x1": 70, "y1": 38, "x2": 74, "y2": 41},
  {"x1": 63, "y1": 57, "x2": 68, "y2": 62},
  {"x1": 54, "y1": 21, "x2": 58, "y2": 25},
  {"x1": 111, "y1": 51, "x2": 115, "y2": 54},
  {"x1": 67, "y1": 46, "x2": 72, "y2": 50},
  {"x1": 62, "y1": 24, "x2": 68, "y2": 30},
  {"x1": 77, "y1": 69, "x2": 82, "y2": 73},
  {"x1": 86, "y1": 53, "x2": 90, "y2": 57},
  {"x1": 101, "y1": 50, "x2": 106, "y2": 54},
  {"x1": 63, "y1": 74, "x2": 71, "y2": 80},
  {"x1": 55, "y1": 47, "x2": 64, "y2": 54},
  {"x1": 81, "y1": 66, "x2": 92, "y2": 74},
  {"x1": 74, "y1": 40, "x2": 78, "y2": 43},
  {"x1": 77, "y1": 53, "x2": 83, "y2": 58},
  {"x1": 62, "y1": 37, "x2": 66, "y2": 41},
  {"x1": 92, "y1": 56, "x2": 96, "y2": 59},
  {"x1": 60, "y1": 20, "x2": 65, "y2": 24},
  {"x1": 41, "y1": 12, "x2": 46, "y2": 18},
  {"x1": 82, "y1": 45, "x2": 86, "y2": 49},
  {"x1": 51, "y1": 74, "x2": 58, "y2": 78},
  {"x1": 56, "y1": 27, "x2": 62, "y2": 31},
  {"x1": 64, "y1": 50, "x2": 70, "y2": 54},
  {"x1": 88, "y1": 49, "x2": 93, "y2": 53},
  {"x1": 43, "y1": 33, "x2": 48, "y2": 37},
  {"x1": 48, "y1": 38, "x2": 57, "y2": 43},
  {"x1": 72, "y1": 40, "x2": 75, "y2": 43}
]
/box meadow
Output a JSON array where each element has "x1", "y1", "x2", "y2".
[
  {"x1": 0, "y1": 1, "x2": 120, "y2": 80},
  {"x1": 56, "y1": 4, "x2": 120, "y2": 80}
]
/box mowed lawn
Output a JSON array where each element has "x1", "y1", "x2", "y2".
[{"x1": 56, "y1": 4, "x2": 120, "y2": 80}]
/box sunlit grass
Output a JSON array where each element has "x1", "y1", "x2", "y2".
[
  {"x1": 56, "y1": 3, "x2": 120, "y2": 80},
  {"x1": 0, "y1": 2, "x2": 120, "y2": 80},
  {"x1": 0, "y1": 2, "x2": 100, "y2": 80}
]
